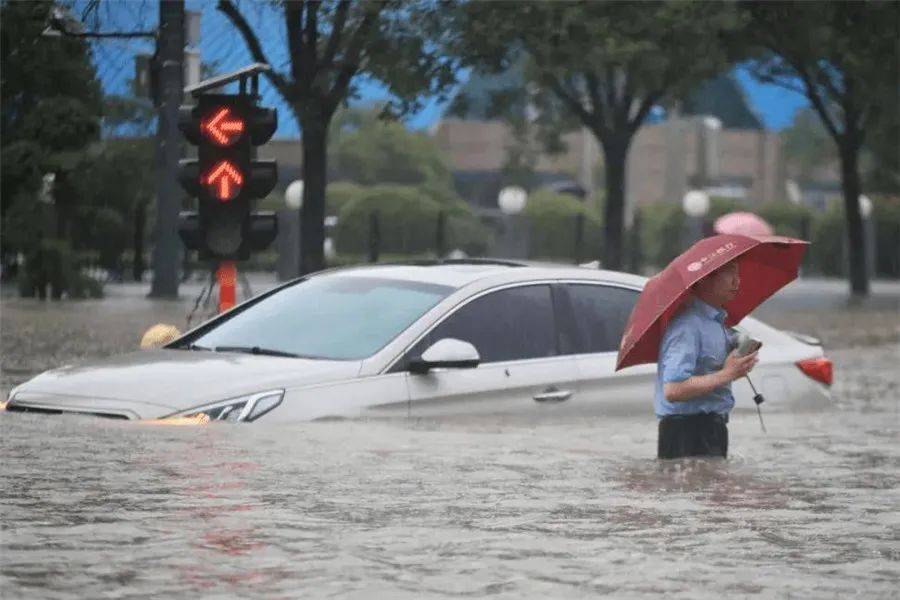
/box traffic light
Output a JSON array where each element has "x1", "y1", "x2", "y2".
[{"x1": 177, "y1": 94, "x2": 278, "y2": 260}]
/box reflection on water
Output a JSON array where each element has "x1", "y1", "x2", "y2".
[{"x1": 2, "y1": 347, "x2": 899, "y2": 599}]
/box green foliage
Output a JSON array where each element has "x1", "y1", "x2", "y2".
[
  {"x1": 637, "y1": 197, "x2": 898, "y2": 279},
  {"x1": 325, "y1": 182, "x2": 365, "y2": 216},
  {"x1": 334, "y1": 185, "x2": 490, "y2": 256},
  {"x1": 744, "y1": 2, "x2": 897, "y2": 145},
  {"x1": 872, "y1": 196, "x2": 900, "y2": 278},
  {"x1": 2, "y1": 190, "x2": 48, "y2": 252},
  {"x1": 0, "y1": 142, "x2": 45, "y2": 207},
  {"x1": 87, "y1": 208, "x2": 129, "y2": 272},
  {"x1": 755, "y1": 202, "x2": 814, "y2": 239},
  {"x1": 18, "y1": 240, "x2": 103, "y2": 299},
  {"x1": 638, "y1": 202, "x2": 685, "y2": 269},
  {"x1": 448, "y1": 1, "x2": 744, "y2": 269},
  {"x1": 70, "y1": 139, "x2": 155, "y2": 272},
  {"x1": 0, "y1": 1, "x2": 102, "y2": 142},
  {"x1": 332, "y1": 117, "x2": 453, "y2": 188},
  {"x1": 809, "y1": 203, "x2": 846, "y2": 277},
  {"x1": 0, "y1": 0, "x2": 104, "y2": 297},
  {"x1": 707, "y1": 197, "x2": 748, "y2": 221},
  {"x1": 781, "y1": 108, "x2": 838, "y2": 181},
  {"x1": 744, "y1": 1, "x2": 899, "y2": 291},
  {"x1": 523, "y1": 189, "x2": 602, "y2": 261},
  {"x1": 798, "y1": 197, "x2": 900, "y2": 278},
  {"x1": 756, "y1": 202, "x2": 817, "y2": 272},
  {"x1": 20, "y1": 98, "x2": 100, "y2": 153}
]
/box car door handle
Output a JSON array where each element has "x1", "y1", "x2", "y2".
[{"x1": 532, "y1": 387, "x2": 573, "y2": 403}]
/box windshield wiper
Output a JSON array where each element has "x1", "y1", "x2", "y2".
[
  {"x1": 178, "y1": 343, "x2": 212, "y2": 351},
  {"x1": 213, "y1": 345, "x2": 302, "y2": 358}
]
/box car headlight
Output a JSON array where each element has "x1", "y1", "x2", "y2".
[
  {"x1": 164, "y1": 390, "x2": 284, "y2": 424},
  {"x1": 1, "y1": 387, "x2": 20, "y2": 411}
]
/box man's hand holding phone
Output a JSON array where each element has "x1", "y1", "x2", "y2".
[{"x1": 723, "y1": 348, "x2": 759, "y2": 382}]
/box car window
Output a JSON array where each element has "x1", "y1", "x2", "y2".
[
  {"x1": 566, "y1": 284, "x2": 639, "y2": 353},
  {"x1": 187, "y1": 276, "x2": 454, "y2": 360},
  {"x1": 404, "y1": 284, "x2": 557, "y2": 365}
]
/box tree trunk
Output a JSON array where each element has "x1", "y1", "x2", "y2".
[
  {"x1": 299, "y1": 118, "x2": 328, "y2": 275},
  {"x1": 839, "y1": 139, "x2": 869, "y2": 296},
  {"x1": 599, "y1": 136, "x2": 631, "y2": 271}
]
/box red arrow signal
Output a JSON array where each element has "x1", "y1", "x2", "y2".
[
  {"x1": 203, "y1": 160, "x2": 244, "y2": 201},
  {"x1": 201, "y1": 107, "x2": 245, "y2": 146}
]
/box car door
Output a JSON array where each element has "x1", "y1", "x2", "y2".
[
  {"x1": 557, "y1": 282, "x2": 656, "y2": 416},
  {"x1": 393, "y1": 283, "x2": 581, "y2": 418}
]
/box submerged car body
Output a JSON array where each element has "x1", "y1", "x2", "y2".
[{"x1": 5, "y1": 261, "x2": 832, "y2": 423}]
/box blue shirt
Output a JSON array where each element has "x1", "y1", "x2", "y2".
[{"x1": 654, "y1": 298, "x2": 735, "y2": 418}]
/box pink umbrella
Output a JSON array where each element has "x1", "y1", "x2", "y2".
[{"x1": 714, "y1": 212, "x2": 774, "y2": 237}]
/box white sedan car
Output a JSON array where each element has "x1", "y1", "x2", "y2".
[{"x1": 4, "y1": 260, "x2": 833, "y2": 423}]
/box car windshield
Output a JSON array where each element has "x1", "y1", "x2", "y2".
[{"x1": 186, "y1": 276, "x2": 454, "y2": 360}]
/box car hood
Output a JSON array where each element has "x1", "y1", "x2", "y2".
[{"x1": 10, "y1": 349, "x2": 362, "y2": 419}]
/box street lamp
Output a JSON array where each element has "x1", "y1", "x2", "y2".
[
  {"x1": 498, "y1": 186, "x2": 527, "y2": 215},
  {"x1": 682, "y1": 189, "x2": 710, "y2": 218},
  {"x1": 786, "y1": 179, "x2": 802, "y2": 205},
  {"x1": 859, "y1": 194, "x2": 873, "y2": 219},
  {"x1": 285, "y1": 179, "x2": 304, "y2": 210},
  {"x1": 497, "y1": 186, "x2": 528, "y2": 258},
  {"x1": 277, "y1": 180, "x2": 303, "y2": 281},
  {"x1": 682, "y1": 189, "x2": 709, "y2": 246},
  {"x1": 859, "y1": 194, "x2": 876, "y2": 278}
]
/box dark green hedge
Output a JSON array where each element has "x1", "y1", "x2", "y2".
[
  {"x1": 524, "y1": 189, "x2": 603, "y2": 261},
  {"x1": 334, "y1": 184, "x2": 491, "y2": 256},
  {"x1": 637, "y1": 196, "x2": 900, "y2": 278}
]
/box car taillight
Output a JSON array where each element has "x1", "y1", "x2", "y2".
[{"x1": 796, "y1": 357, "x2": 833, "y2": 387}]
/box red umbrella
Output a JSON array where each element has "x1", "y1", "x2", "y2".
[
  {"x1": 714, "y1": 212, "x2": 774, "y2": 237},
  {"x1": 616, "y1": 234, "x2": 808, "y2": 371}
]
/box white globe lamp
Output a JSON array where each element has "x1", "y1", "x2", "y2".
[
  {"x1": 682, "y1": 189, "x2": 710, "y2": 218},
  {"x1": 859, "y1": 194, "x2": 873, "y2": 219},
  {"x1": 498, "y1": 186, "x2": 527, "y2": 215},
  {"x1": 285, "y1": 180, "x2": 304, "y2": 210}
]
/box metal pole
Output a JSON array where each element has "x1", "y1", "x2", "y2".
[
  {"x1": 864, "y1": 214, "x2": 876, "y2": 280},
  {"x1": 368, "y1": 211, "x2": 380, "y2": 263},
  {"x1": 574, "y1": 213, "x2": 584, "y2": 264},
  {"x1": 436, "y1": 211, "x2": 446, "y2": 258},
  {"x1": 149, "y1": 0, "x2": 185, "y2": 298},
  {"x1": 217, "y1": 260, "x2": 236, "y2": 313}
]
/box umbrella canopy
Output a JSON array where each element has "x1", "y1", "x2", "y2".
[
  {"x1": 616, "y1": 234, "x2": 808, "y2": 371},
  {"x1": 714, "y1": 212, "x2": 774, "y2": 237}
]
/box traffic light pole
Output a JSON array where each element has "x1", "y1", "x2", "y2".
[
  {"x1": 176, "y1": 64, "x2": 278, "y2": 316},
  {"x1": 150, "y1": 0, "x2": 185, "y2": 298},
  {"x1": 217, "y1": 260, "x2": 237, "y2": 312}
]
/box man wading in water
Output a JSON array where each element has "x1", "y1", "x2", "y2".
[{"x1": 655, "y1": 262, "x2": 758, "y2": 459}]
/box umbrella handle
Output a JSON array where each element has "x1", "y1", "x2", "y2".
[{"x1": 745, "y1": 375, "x2": 767, "y2": 433}]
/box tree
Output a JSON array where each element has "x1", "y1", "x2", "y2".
[
  {"x1": 72, "y1": 139, "x2": 156, "y2": 278},
  {"x1": 743, "y1": 1, "x2": 899, "y2": 296},
  {"x1": 332, "y1": 109, "x2": 453, "y2": 188},
  {"x1": 449, "y1": 1, "x2": 743, "y2": 269},
  {"x1": 782, "y1": 108, "x2": 838, "y2": 182},
  {"x1": 0, "y1": 0, "x2": 102, "y2": 292},
  {"x1": 218, "y1": 0, "x2": 457, "y2": 274}
]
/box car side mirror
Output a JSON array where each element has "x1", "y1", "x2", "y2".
[{"x1": 408, "y1": 338, "x2": 480, "y2": 374}]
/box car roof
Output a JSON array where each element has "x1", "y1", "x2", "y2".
[{"x1": 314, "y1": 259, "x2": 648, "y2": 290}]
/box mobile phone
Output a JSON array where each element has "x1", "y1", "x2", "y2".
[{"x1": 736, "y1": 333, "x2": 762, "y2": 356}]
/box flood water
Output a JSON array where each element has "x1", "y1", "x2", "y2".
[
  {"x1": 2, "y1": 279, "x2": 899, "y2": 598},
  {"x1": 2, "y1": 343, "x2": 898, "y2": 599}
]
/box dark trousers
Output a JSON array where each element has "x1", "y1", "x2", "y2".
[{"x1": 658, "y1": 413, "x2": 729, "y2": 459}]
